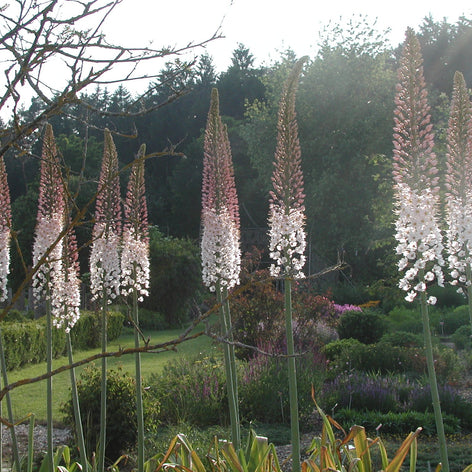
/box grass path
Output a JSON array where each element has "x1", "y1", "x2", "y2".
[{"x1": 5, "y1": 320, "x2": 216, "y2": 424}]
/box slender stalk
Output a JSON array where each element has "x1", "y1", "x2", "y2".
[
  {"x1": 467, "y1": 265, "x2": 472, "y2": 334},
  {"x1": 222, "y1": 287, "x2": 239, "y2": 423},
  {"x1": 46, "y1": 286, "x2": 53, "y2": 472},
  {"x1": 98, "y1": 296, "x2": 108, "y2": 471},
  {"x1": 66, "y1": 332, "x2": 88, "y2": 472},
  {"x1": 284, "y1": 277, "x2": 300, "y2": 472},
  {"x1": 133, "y1": 282, "x2": 145, "y2": 472},
  {"x1": 0, "y1": 328, "x2": 20, "y2": 470},
  {"x1": 419, "y1": 281, "x2": 449, "y2": 472},
  {"x1": 217, "y1": 285, "x2": 240, "y2": 449}
]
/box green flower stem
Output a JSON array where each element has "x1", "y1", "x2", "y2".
[
  {"x1": 284, "y1": 277, "x2": 300, "y2": 472},
  {"x1": 466, "y1": 265, "x2": 472, "y2": 332},
  {"x1": 46, "y1": 287, "x2": 53, "y2": 472},
  {"x1": 419, "y1": 283, "x2": 449, "y2": 472},
  {"x1": 66, "y1": 332, "x2": 88, "y2": 472},
  {"x1": 98, "y1": 296, "x2": 108, "y2": 472},
  {"x1": 222, "y1": 286, "x2": 240, "y2": 446},
  {"x1": 0, "y1": 328, "x2": 20, "y2": 470},
  {"x1": 133, "y1": 284, "x2": 145, "y2": 472},
  {"x1": 217, "y1": 284, "x2": 240, "y2": 450}
]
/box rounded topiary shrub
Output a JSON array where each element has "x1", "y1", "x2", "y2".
[
  {"x1": 61, "y1": 364, "x2": 160, "y2": 462},
  {"x1": 451, "y1": 324, "x2": 472, "y2": 350},
  {"x1": 337, "y1": 309, "x2": 386, "y2": 344}
]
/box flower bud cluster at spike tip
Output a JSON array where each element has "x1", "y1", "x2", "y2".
[
  {"x1": 122, "y1": 145, "x2": 150, "y2": 301},
  {"x1": 32, "y1": 124, "x2": 67, "y2": 325},
  {"x1": 0, "y1": 156, "x2": 11, "y2": 302},
  {"x1": 268, "y1": 57, "x2": 307, "y2": 279},
  {"x1": 444, "y1": 72, "x2": 472, "y2": 294},
  {"x1": 392, "y1": 28, "x2": 438, "y2": 194},
  {"x1": 201, "y1": 88, "x2": 241, "y2": 292},
  {"x1": 90, "y1": 129, "x2": 122, "y2": 302},
  {"x1": 392, "y1": 31, "x2": 443, "y2": 304},
  {"x1": 394, "y1": 183, "x2": 444, "y2": 304}
]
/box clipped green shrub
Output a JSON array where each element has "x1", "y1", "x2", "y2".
[
  {"x1": 335, "y1": 408, "x2": 460, "y2": 436},
  {"x1": 68, "y1": 310, "x2": 124, "y2": 350},
  {"x1": 324, "y1": 339, "x2": 457, "y2": 382},
  {"x1": 386, "y1": 306, "x2": 423, "y2": 334},
  {"x1": 379, "y1": 331, "x2": 423, "y2": 347},
  {"x1": 0, "y1": 310, "x2": 123, "y2": 370},
  {"x1": 337, "y1": 309, "x2": 386, "y2": 344},
  {"x1": 452, "y1": 324, "x2": 472, "y2": 350},
  {"x1": 1, "y1": 319, "x2": 65, "y2": 370},
  {"x1": 440, "y1": 305, "x2": 471, "y2": 336},
  {"x1": 143, "y1": 228, "x2": 202, "y2": 327},
  {"x1": 61, "y1": 364, "x2": 160, "y2": 462}
]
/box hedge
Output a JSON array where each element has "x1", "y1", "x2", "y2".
[{"x1": 1, "y1": 310, "x2": 124, "y2": 370}]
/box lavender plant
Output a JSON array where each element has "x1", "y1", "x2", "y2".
[
  {"x1": 89, "y1": 129, "x2": 122, "y2": 470},
  {"x1": 32, "y1": 123, "x2": 65, "y2": 472},
  {"x1": 122, "y1": 144, "x2": 150, "y2": 472},
  {"x1": 201, "y1": 88, "x2": 241, "y2": 449},
  {"x1": 268, "y1": 56, "x2": 307, "y2": 472},
  {"x1": 392, "y1": 28, "x2": 449, "y2": 472},
  {"x1": 444, "y1": 71, "x2": 472, "y2": 330}
]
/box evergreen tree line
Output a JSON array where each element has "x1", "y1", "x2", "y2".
[{"x1": 5, "y1": 14, "x2": 472, "y2": 294}]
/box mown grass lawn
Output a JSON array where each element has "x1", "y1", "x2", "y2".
[{"x1": 6, "y1": 319, "x2": 217, "y2": 424}]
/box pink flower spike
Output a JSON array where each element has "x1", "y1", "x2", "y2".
[
  {"x1": 0, "y1": 155, "x2": 11, "y2": 302},
  {"x1": 122, "y1": 144, "x2": 150, "y2": 300},
  {"x1": 201, "y1": 88, "x2": 241, "y2": 292},
  {"x1": 392, "y1": 30, "x2": 444, "y2": 302},
  {"x1": 268, "y1": 57, "x2": 308, "y2": 279},
  {"x1": 32, "y1": 124, "x2": 65, "y2": 318},
  {"x1": 90, "y1": 129, "x2": 122, "y2": 302},
  {"x1": 444, "y1": 71, "x2": 472, "y2": 293}
]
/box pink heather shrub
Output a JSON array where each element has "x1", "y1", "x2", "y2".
[{"x1": 0, "y1": 155, "x2": 11, "y2": 302}]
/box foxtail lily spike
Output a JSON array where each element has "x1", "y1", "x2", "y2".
[{"x1": 392, "y1": 28, "x2": 449, "y2": 472}]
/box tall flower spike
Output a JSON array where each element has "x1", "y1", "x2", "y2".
[
  {"x1": 90, "y1": 129, "x2": 122, "y2": 302},
  {"x1": 122, "y1": 144, "x2": 150, "y2": 301},
  {"x1": 444, "y1": 71, "x2": 472, "y2": 293},
  {"x1": 392, "y1": 29, "x2": 444, "y2": 304},
  {"x1": 32, "y1": 124, "x2": 65, "y2": 316},
  {"x1": 392, "y1": 29, "x2": 450, "y2": 472},
  {"x1": 201, "y1": 88, "x2": 241, "y2": 292},
  {"x1": 268, "y1": 57, "x2": 307, "y2": 279},
  {"x1": 0, "y1": 155, "x2": 11, "y2": 302}
]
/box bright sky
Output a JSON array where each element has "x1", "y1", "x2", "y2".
[{"x1": 106, "y1": 0, "x2": 472, "y2": 72}]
